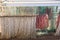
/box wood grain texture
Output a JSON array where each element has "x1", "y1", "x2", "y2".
[{"x1": 0, "y1": 16, "x2": 36, "y2": 39}]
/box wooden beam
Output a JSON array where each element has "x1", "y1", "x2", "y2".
[{"x1": 0, "y1": 14, "x2": 39, "y2": 17}]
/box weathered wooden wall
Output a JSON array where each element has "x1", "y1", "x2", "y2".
[{"x1": 0, "y1": 16, "x2": 36, "y2": 39}]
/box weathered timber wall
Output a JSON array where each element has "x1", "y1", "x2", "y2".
[{"x1": 0, "y1": 16, "x2": 36, "y2": 39}]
